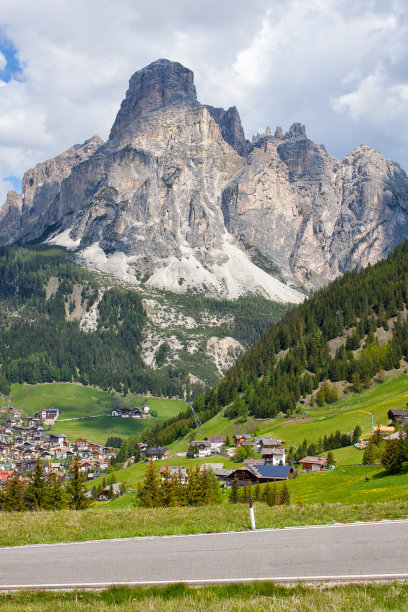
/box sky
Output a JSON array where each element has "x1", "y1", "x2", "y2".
[{"x1": 0, "y1": 0, "x2": 408, "y2": 205}]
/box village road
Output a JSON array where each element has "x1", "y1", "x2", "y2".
[{"x1": 1, "y1": 519, "x2": 408, "y2": 589}]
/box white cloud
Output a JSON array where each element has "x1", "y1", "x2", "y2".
[
  {"x1": 0, "y1": 51, "x2": 6, "y2": 71},
  {"x1": 0, "y1": 0, "x2": 408, "y2": 206},
  {"x1": 332, "y1": 68, "x2": 408, "y2": 147}
]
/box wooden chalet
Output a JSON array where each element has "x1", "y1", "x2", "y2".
[
  {"x1": 229, "y1": 464, "x2": 293, "y2": 484},
  {"x1": 388, "y1": 409, "x2": 408, "y2": 427}
]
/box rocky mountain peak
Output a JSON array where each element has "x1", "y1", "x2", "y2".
[
  {"x1": 109, "y1": 59, "x2": 197, "y2": 140},
  {"x1": 284, "y1": 122, "x2": 306, "y2": 139},
  {"x1": 2, "y1": 59, "x2": 408, "y2": 301}
]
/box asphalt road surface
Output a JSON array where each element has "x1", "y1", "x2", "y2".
[{"x1": 1, "y1": 520, "x2": 408, "y2": 589}]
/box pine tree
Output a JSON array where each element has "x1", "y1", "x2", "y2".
[
  {"x1": 352, "y1": 425, "x2": 362, "y2": 444},
  {"x1": 0, "y1": 472, "x2": 26, "y2": 511},
  {"x1": 25, "y1": 458, "x2": 48, "y2": 510},
  {"x1": 270, "y1": 481, "x2": 278, "y2": 506},
  {"x1": 137, "y1": 461, "x2": 162, "y2": 508},
  {"x1": 279, "y1": 482, "x2": 291, "y2": 505},
  {"x1": 229, "y1": 478, "x2": 240, "y2": 503},
  {"x1": 382, "y1": 438, "x2": 405, "y2": 472},
  {"x1": 187, "y1": 466, "x2": 204, "y2": 506},
  {"x1": 161, "y1": 468, "x2": 179, "y2": 507},
  {"x1": 363, "y1": 442, "x2": 378, "y2": 465},
  {"x1": 262, "y1": 483, "x2": 273, "y2": 506},
  {"x1": 66, "y1": 460, "x2": 91, "y2": 510},
  {"x1": 47, "y1": 473, "x2": 67, "y2": 510},
  {"x1": 325, "y1": 451, "x2": 335, "y2": 468}
]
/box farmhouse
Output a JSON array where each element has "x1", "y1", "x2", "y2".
[
  {"x1": 261, "y1": 447, "x2": 286, "y2": 465},
  {"x1": 146, "y1": 447, "x2": 168, "y2": 460},
  {"x1": 229, "y1": 464, "x2": 293, "y2": 484},
  {"x1": 298, "y1": 456, "x2": 327, "y2": 472},
  {"x1": 255, "y1": 437, "x2": 285, "y2": 452},
  {"x1": 204, "y1": 436, "x2": 226, "y2": 451},
  {"x1": 388, "y1": 409, "x2": 408, "y2": 427},
  {"x1": 188, "y1": 440, "x2": 212, "y2": 457},
  {"x1": 233, "y1": 434, "x2": 251, "y2": 447},
  {"x1": 33, "y1": 409, "x2": 59, "y2": 425},
  {"x1": 96, "y1": 483, "x2": 121, "y2": 501}
]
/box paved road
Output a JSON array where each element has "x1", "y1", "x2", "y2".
[{"x1": 1, "y1": 520, "x2": 408, "y2": 590}]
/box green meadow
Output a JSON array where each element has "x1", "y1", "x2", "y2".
[
  {"x1": 10, "y1": 383, "x2": 187, "y2": 444},
  {"x1": 169, "y1": 372, "x2": 408, "y2": 454},
  {"x1": 11, "y1": 383, "x2": 116, "y2": 418}
]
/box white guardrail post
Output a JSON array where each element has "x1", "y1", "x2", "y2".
[{"x1": 249, "y1": 496, "x2": 256, "y2": 530}]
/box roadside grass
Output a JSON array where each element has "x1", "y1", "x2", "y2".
[
  {"x1": 10, "y1": 382, "x2": 187, "y2": 444},
  {"x1": 1, "y1": 582, "x2": 408, "y2": 611},
  {"x1": 1, "y1": 500, "x2": 408, "y2": 548}
]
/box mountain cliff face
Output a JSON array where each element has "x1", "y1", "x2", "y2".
[{"x1": 2, "y1": 58, "x2": 408, "y2": 297}]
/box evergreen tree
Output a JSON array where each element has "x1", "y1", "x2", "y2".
[
  {"x1": 47, "y1": 473, "x2": 67, "y2": 510},
  {"x1": 187, "y1": 466, "x2": 204, "y2": 506},
  {"x1": 325, "y1": 451, "x2": 335, "y2": 468},
  {"x1": 254, "y1": 483, "x2": 261, "y2": 501},
  {"x1": 25, "y1": 458, "x2": 48, "y2": 510},
  {"x1": 66, "y1": 460, "x2": 91, "y2": 510},
  {"x1": 262, "y1": 483, "x2": 273, "y2": 506},
  {"x1": 363, "y1": 442, "x2": 379, "y2": 465},
  {"x1": 382, "y1": 438, "x2": 405, "y2": 472},
  {"x1": 137, "y1": 461, "x2": 162, "y2": 508},
  {"x1": 229, "y1": 478, "x2": 240, "y2": 504},
  {"x1": 352, "y1": 425, "x2": 362, "y2": 444},
  {"x1": 161, "y1": 468, "x2": 179, "y2": 507},
  {"x1": 279, "y1": 482, "x2": 291, "y2": 505},
  {"x1": 0, "y1": 473, "x2": 26, "y2": 511}
]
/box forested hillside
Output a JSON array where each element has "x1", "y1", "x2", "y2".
[
  {"x1": 149, "y1": 239, "x2": 408, "y2": 446},
  {"x1": 0, "y1": 246, "x2": 186, "y2": 397},
  {"x1": 0, "y1": 245, "x2": 289, "y2": 397}
]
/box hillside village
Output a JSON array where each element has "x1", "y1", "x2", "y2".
[{"x1": 1, "y1": 380, "x2": 408, "y2": 505}]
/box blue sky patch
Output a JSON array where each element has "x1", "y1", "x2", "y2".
[
  {"x1": 0, "y1": 32, "x2": 23, "y2": 83},
  {"x1": 5, "y1": 175, "x2": 22, "y2": 193}
]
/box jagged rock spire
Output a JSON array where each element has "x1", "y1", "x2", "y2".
[{"x1": 109, "y1": 59, "x2": 197, "y2": 140}]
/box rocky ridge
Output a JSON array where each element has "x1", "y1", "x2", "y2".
[{"x1": 2, "y1": 59, "x2": 408, "y2": 297}]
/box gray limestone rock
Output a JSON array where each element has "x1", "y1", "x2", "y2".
[{"x1": 1, "y1": 59, "x2": 408, "y2": 299}]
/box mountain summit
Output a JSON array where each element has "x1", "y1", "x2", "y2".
[
  {"x1": 1, "y1": 59, "x2": 408, "y2": 299},
  {"x1": 109, "y1": 59, "x2": 197, "y2": 140}
]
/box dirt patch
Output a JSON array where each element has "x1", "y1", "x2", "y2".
[
  {"x1": 280, "y1": 417, "x2": 315, "y2": 426},
  {"x1": 65, "y1": 283, "x2": 87, "y2": 322},
  {"x1": 45, "y1": 276, "x2": 59, "y2": 299}
]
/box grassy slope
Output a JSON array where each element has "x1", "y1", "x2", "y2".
[
  {"x1": 11, "y1": 383, "x2": 116, "y2": 418},
  {"x1": 99, "y1": 372, "x2": 408, "y2": 506},
  {"x1": 169, "y1": 372, "x2": 408, "y2": 454},
  {"x1": 11, "y1": 383, "x2": 187, "y2": 445}
]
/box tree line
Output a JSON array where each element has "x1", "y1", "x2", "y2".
[
  {"x1": 229, "y1": 480, "x2": 291, "y2": 506},
  {"x1": 136, "y1": 462, "x2": 222, "y2": 508},
  {"x1": 0, "y1": 459, "x2": 90, "y2": 512},
  {"x1": 0, "y1": 246, "x2": 189, "y2": 397}
]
